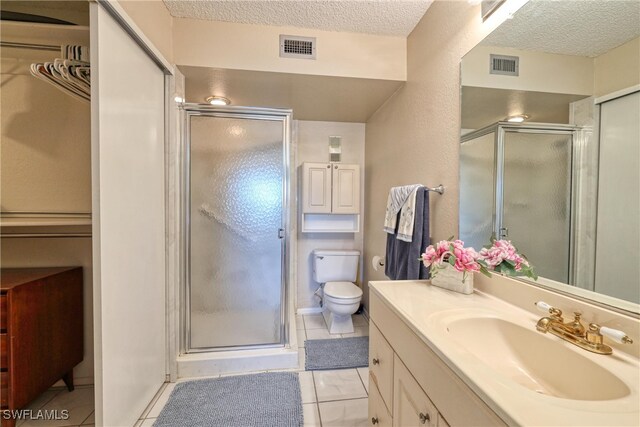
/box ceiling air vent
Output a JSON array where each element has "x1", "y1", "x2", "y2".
[
  {"x1": 490, "y1": 54, "x2": 519, "y2": 76},
  {"x1": 280, "y1": 35, "x2": 316, "y2": 60}
]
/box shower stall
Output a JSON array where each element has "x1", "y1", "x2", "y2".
[
  {"x1": 180, "y1": 105, "x2": 294, "y2": 357},
  {"x1": 460, "y1": 122, "x2": 577, "y2": 284}
]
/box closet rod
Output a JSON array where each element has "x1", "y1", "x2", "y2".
[{"x1": 0, "y1": 41, "x2": 60, "y2": 52}]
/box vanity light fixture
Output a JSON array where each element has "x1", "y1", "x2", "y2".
[
  {"x1": 506, "y1": 114, "x2": 529, "y2": 123},
  {"x1": 206, "y1": 96, "x2": 231, "y2": 106}
]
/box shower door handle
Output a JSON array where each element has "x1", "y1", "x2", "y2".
[
  {"x1": 278, "y1": 228, "x2": 285, "y2": 239},
  {"x1": 499, "y1": 227, "x2": 509, "y2": 239}
]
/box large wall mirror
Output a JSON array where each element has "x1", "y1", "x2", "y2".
[{"x1": 459, "y1": 0, "x2": 640, "y2": 313}]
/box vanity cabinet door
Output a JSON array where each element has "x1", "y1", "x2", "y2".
[
  {"x1": 393, "y1": 354, "x2": 438, "y2": 427},
  {"x1": 370, "y1": 321, "x2": 394, "y2": 413},
  {"x1": 369, "y1": 379, "x2": 393, "y2": 427}
]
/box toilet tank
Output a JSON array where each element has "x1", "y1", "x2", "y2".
[{"x1": 312, "y1": 249, "x2": 360, "y2": 283}]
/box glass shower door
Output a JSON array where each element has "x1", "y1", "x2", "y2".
[
  {"x1": 188, "y1": 112, "x2": 286, "y2": 350},
  {"x1": 500, "y1": 129, "x2": 573, "y2": 283}
]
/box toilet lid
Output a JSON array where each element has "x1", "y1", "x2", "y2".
[{"x1": 324, "y1": 281, "x2": 363, "y2": 299}]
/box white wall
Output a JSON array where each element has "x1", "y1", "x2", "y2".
[
  {"x1": 295, "y1": 121, "x2": 365, "y2": 309},
  {"x1": 462, "y1": 45, "x2": 593, "y2": 95},
  {"x1": 173, "y1": 18, "x2": 406, "y2": 81}
]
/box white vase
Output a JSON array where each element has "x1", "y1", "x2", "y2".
[{"x1": 430, "y1": 264, "x2": 474, "y2": 295}]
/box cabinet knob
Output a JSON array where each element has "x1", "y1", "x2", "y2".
[
  {"x1": 334, "y1": 165, "x2": 338, "y2": 169},
  {"x1": 327, "y1": 164, "x2": 331, "y2": 168},
  {"x1": 371, "y1": 417, "x2": 379, "y2": 425},
  {"x1": 419, "y1": 412, "x2": 430, "y2": 424},
  {"x1": 372, "y1": 358, "x2": 380, "y2": 365}
]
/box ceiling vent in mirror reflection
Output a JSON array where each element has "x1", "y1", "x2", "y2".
[{"x1": 490, "y1": 54, "x2": 519, "y2": 76}]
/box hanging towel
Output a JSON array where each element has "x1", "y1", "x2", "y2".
[
  {"x1": 384, "y1": 184, "x2": 422, "y2": 237},
  {"x1": 385, "y1": 187, "x2": 430, "y2": 280}
]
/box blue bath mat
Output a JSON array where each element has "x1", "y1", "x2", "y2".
[
  {"x1": 305, "y1": 336, "x2": 369, "y2": 370},
  {"x1": 153, "y1": 372, "x2": 303, "y2": 427}
]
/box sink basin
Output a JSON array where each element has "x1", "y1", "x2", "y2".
[{"x1": 443, "y1": 317, "x2": 630, "y2": 401}]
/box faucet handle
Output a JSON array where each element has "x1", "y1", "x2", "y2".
[
  {"x1": 535, "y1": 301, "x2": 562, "y2": 318},
  {"x1": 600, "y1": 326, "x2": 634, "y2": 344},
  {"x1": 535, "y1": 301, "x2": 553, "y2": 312},
  {"x1": 588, "y1": 323, "x2": 633, "y2": 344}
]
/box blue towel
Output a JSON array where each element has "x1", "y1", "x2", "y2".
[{"x1": 385, "y1": 187, "x2": 430, "y2": 280}]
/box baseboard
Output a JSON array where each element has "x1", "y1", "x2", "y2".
[{"x1": 296, "y1": 307, "x2": 323, "y2": 315}]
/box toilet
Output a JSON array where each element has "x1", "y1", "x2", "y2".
[{"x1": 312, "y1": 249, "x2": 363, "y2": 334}]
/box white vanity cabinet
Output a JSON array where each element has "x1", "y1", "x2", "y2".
[
  {"x1": 368, "y1": 290, "x2": 506, "y2": 427},
  {"x1": 301, "y1": 162, "x2": 360, "y2": 232}
]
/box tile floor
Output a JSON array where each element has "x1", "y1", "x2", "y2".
[{"x1": 12, "y1": 312, "x2": 370, "y2": 427}]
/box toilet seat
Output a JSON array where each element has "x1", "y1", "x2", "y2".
[{"x1": 324, "y1": 281, "x2": 362, "y2": 304}]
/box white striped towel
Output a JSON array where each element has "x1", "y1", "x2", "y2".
[{"x1": 384, "y1": 184, "x2": 423, "y2": 242}]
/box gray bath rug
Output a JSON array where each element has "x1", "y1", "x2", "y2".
[
  {"x1": 305, "y1": 336, "x2": 369, "y2": 370},
  {"x1": 153, "y1": 372, "x2": 303, "y2": 427}
]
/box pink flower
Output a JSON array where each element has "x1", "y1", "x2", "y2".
[
  {"x1": 421, "y1": 239, "x2": 480, "y2": 273},
  {"x1": 478, "y1": 240, "x2": 529, "y2": 271},
  {"x1": 421, "y1": 246, "x2": 439, "y2": 267}
]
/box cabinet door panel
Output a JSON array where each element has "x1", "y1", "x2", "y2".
[
  {"x1": 303, "y1": 163, "x2": 332, "y2": 213},
  {"x1": 332, "y1": 164, "x2": 360, "y2": 214},
  {"x1": 393, "y1": 354, "x2": 438, "y2": 427}
]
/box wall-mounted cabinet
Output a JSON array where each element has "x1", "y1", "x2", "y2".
[{"x1": 301, "y1": 162, "x2": 360, "y2": 232}]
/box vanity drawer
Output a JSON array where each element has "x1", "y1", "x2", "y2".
[
  {"x1": 438, "y1": 413, "x2": 451, "y2": 427},
  {"x1": 369, "y1": 378, "x2": 392, "y2": 427},
  {"x1": 369, "y1": 321, "x2": 394, "y2": 412},
  {"x1": 393, "y1": 354, "x2": 438, "y2": 427},
  {"x1": 0, "y1": 294, "x2": 6, "y2": 330}
]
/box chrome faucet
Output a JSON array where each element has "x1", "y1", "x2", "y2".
[{"x1": 535, "y1": 301, "x2": 633, "y2": 355}]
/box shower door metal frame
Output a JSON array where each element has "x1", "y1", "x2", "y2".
[
  {"x1": 461, "y1": 122, "x2": 578, "y2": 284},
  {"x1": 180, "y1": 104, "x2": 292, "y2": 354}
]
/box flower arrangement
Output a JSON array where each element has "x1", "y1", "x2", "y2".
[
  {"x1": 478, "y1": 238, "x2": 537, "y2": 280},
  {"x1": 420, "y1": 237, "x2": 490, "y2": 283},
  {"x1": 420, "y1": 237, "x2": 537, "y2": 285}
]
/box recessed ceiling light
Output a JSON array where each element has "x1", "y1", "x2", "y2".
[
  {"x1": 205, "y1": 96, "x2": 230, "y2": 106},
  {"x1": 506, "y1": 114, "x2": 529, "y2": 123}
]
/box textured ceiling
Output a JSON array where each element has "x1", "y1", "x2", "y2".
[
  {"x1": 180, "y1": 65, "x2": 404, "y2": 122},
  {"x1": 163, "y1": 0, "x2": 433, "y2": 36},
  {"x1": 482, "y1": 0, "x2": 640, "y2": 57}
]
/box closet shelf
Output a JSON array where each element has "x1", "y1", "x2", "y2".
[{"x1": 0, "y1": 213, "x2": 92, "y2": 227}]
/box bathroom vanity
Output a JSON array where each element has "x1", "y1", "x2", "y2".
[{"x1": 367, "y1": 275, "x2": 640, "y2": 426}]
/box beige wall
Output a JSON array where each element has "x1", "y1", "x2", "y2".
[
  {"x1": 363, "y1": 1, "x2": 520, "y2": 309},
  {"x1": 295, "y1": 121, "x2": 365, "y2": 309},
  {"x1": 173, "y1": 18, "x2": 406, "y2": 80},
  {"x1": 462, "y1": 45, "x2": 593, "y2": 95},
  {"x1": 594, "y1": 37, "x2": 640, "y2": 98},
  {"x1": 117, "y1": 0, "x2": 174, "y2": 62}
]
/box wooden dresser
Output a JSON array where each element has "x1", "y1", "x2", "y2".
[{"x1": 0, "y1": 267, "x2": 83, "y2": 426}]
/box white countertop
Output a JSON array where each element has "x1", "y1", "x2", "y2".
[{"x1": 369, "y1": 280, "x2": 640, "y2": 426}]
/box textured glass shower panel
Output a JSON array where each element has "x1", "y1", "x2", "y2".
[
  {"x1": 502, "y1": 131, "x2": 572, "y2": 283},
  {"x1": 189, "y1": 116, "x2": 284, "y2": 349},
  {"x1": 460, "y1": 132, "x2": 496, "y2": 250}
]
